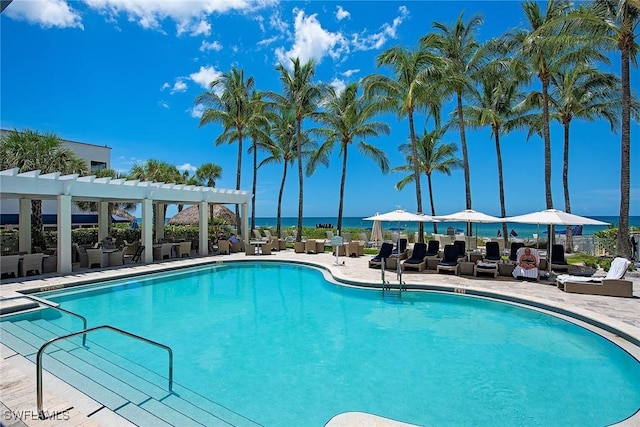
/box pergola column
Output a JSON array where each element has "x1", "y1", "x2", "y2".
[
  {"x1": 18, "y1": 198, "x2": 32, "y2": 253},
  {"x1": 57, "y1": 195, "x2": 72, "y2": 273},
  {"x1": 199, "y1": 201, "x2": 208, "y2": 255},
  {"x1": 241, "y1": 202, "x2": 249, "y2": 250},
  {"x1": 98, "y1": 201, "x2": 109, "y2": 240},
  {"x1": 155, "y1": 202, "x2": 165, "y2": 240},
  {"x1": 141, "y1": 199, "x2": 153, "y2": 263}
]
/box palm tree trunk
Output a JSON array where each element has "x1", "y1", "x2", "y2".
[
  {"x1": 563, "y1": 121, "x2": 573, "y2": 253},
  {"x1": 457, "y1": 92, "x2": 472, "y2": 235},
  {"x1": 427, "y1": 174, "x2": 438, "y2": 235},
  {"x1": 408, "y1": 108, "x2": 424, "y2": 243},
  {"x1": 30, "y1": 199, "x2": 46, "y2": 251},
  {"x1": 296, "y1": 118, "x2": 304, "y2": 243},
  {"x1": 337, "y1": 145, "x2": 348, "y2": 235},
  {"x1": 277, "y1": 162, "x2": 288, "y2": 239},
  {"x1": 235, "y1": 133, "x2": 244, "y2": 236},
  {"x1": 494, "y1": 129, "x2": 508, "y2": 249},
  {"x1": 617, "y1": 42, "x2": 631, "y2": 257},
  {"x1": 251, "y1": 136, "x2": 257, "y2": 232},
  {"x1": 541, "y1": 77, "x2": 553, "y2": 210}
]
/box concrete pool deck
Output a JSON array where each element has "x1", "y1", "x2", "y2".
[{"x1": 1, "y1": 250, "x2": 639, "y2": 426}]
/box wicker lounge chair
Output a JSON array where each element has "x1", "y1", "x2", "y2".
[
  {"x1": 551, "y1": 244, "x2": 569, "y2": 272},
  {"x1": 557, "y1": 257, "x2": 633, "y2": 297},
  {"x1": 1, "y1": 255, "x2": 20, "y2": 278},
  {"x1": 512, "y1": 247, "x2": 540, "y2": 281},
  {"x1": 368, "y1": 243, "x2": 394, "y2": 269},
  {"x1": 403, "y1": 243, "x2": 428, "y2": 272},
  {"x1": 437, "y1": 244, "x2": 459, "y2": 275}
]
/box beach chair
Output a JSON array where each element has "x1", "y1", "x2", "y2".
[
  {"x1": 453, "y1": 240, "x2": 466, "y2": 260},
  {"x1": 305, "y1": 239, "x2": 318, "y2": 254},
  {"x1": 217, "y1": 239, "x2": 230, "y2": 255},
  {"x1": 129, "y1": 246, "x2": 145, "y2": 263},
  {"x1": 425, "y1": 240, "x2": 440, "y2": 257},
  {"x1": 368, "y1": 243, "x2": 393, "y2": 269},
  {"x1": 483, "y1": 242, "x2": 502, "y2": 263},
  {"x1": 512, "y1": 247, "x2": 540, "y2": 281},
  {"x1": 437, "y1": 244, "x2": 459, "y2": 275},
  {"x1": 509, "y1": 242, "x2": 525, "y2": 263},
  {"x1": 556, "y1": 257, "x2": 633, "y2": 297},
  {"x1": 391, "y1": 238, "x2": 409, "y2": 260},
  {"x1": 551, "y1": 244, "x2": 569, "y2": 272},
  {"x1": 403, "y1": 243, "x2": 428, "y2": 272}
]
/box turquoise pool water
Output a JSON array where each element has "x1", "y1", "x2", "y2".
[{"x1": 28, "y1": 263, "x2": 640, "y2": 426}]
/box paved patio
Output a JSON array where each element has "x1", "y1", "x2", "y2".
[{"x1": 1, "y1": 249, "x2": 639, "y2": 426}]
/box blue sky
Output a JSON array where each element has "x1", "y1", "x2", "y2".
[{"x1": 1, "y1": 0, "x2": 638, "y2": 219}]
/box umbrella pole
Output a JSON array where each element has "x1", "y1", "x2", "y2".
[{"x1": 548, "y1": 224, "x2": 554, "y2": 274}]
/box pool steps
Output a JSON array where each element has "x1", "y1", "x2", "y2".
[{"x1": 1, "y1": 313, "x2": 261, "y2": 426}]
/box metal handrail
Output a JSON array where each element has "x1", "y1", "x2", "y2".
[
  {"x1": 36, "y1": 325, "x2": 173, "y2": 419},
  {"x1": 1, "y1": 295, "x2": 88, "y2": 345}
]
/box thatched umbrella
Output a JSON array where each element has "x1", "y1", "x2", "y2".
[
  {"x1": 111, "y1": 208, "x2": 136, "y2": 221},
  {"x1": 168, "y1": 204, "x2": 236, "y2": 225}
]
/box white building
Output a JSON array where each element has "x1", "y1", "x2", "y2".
[{"x1": 0, "y1": 129, "x2": 112, "y2": 227}]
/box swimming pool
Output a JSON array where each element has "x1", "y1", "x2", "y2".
[{"x1": 8, "y1": 262, "x2": 640, "y2": 426}]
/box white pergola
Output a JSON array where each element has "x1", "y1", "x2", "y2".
[{"x1": 0, "y1": 168, "x2": 252, "y2": 273}]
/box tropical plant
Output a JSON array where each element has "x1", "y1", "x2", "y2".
[
  {"x1": 129, "y1": 159, "x2": 183, "y2": 225},
  {"x1": 196, "y1": 66, "x2": 254, "y2": 235},
  {"x1": 269, "y1": 57, "x2": 325, "y2": 242},
  {"x1": 260, "y1": 105, "x2": 302, "y2": 238},
  {"x1": 508, "y1": 0, "x2": 607, "y2": 211},
  {"x1": 421, "y1": 12, "x2": 485, "y2": 228},
  {"x1": 573, "y1": 0, "x2": 640, "y2": 258},
  {"x1": 194, "y1": 162, "x2": 223, "y2": 219},
  {"x1": 363, "y1": 46, "x2": 444, "y2": 242},
  {"x1": 464, "y1": 43, "x2": 528, "y2": 247},
  {"x1": 75, "y1": 168, "x2": 137, "y2": 228},
  {"x1": 549, "y1": 64, "x2": 621, "y2": 251},
  {"x1": 0, "y1": 129, "x2": 89, "y2": 250},
  {"x1": 310, "y1": 82, "x2": 391, "y2": 235},
  {"x1": 392, "y1": 127, "x2": 462, "y2": 234}
]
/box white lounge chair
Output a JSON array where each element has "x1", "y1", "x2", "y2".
[
  {"x1": 512, "y1": 247, "x2": 540, "y2": 281},
  {"x1": 557, "y1": 257, "x2": 633, "y2": 297},
  {"x1": 20, "y1": 253, "x2": 44, "y2": 276},
  {"x1": 1, "y1": 255, "x2": 20, "y2": 278}
]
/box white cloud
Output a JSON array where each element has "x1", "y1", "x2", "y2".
[
  {"x1": 189, "y1": 65, "x2": 222, "y2": 90},
  {"x1": 341, "y1": 69, "x2": 360, "y2": 78},
  {"x1": 158, "y1": 100, "x2": 170, "y2": 109},
  {"x1": 257, "y1": 35, "x2": 279, "y2": 47},
  {"x1": 269, "y1": 11, "x2": 288, "y2": 33},
  {"x1": 190, "y1": 104, "x2": 205, "y2": 119},
  {"x1": 329, "y1": 78, "x2": 346, "y2": 96},
  {"x1": 161, "y1": 82, "x2": 171, "y2": 91},
  {"x1": 81, "y1": 0, "x2": 270, "y2": 36},
  {"x1": 5, "y1": 0, "x2": 83, "y2": 29},
  {"x1": 336, "y1": 6, "x2": 350, "y2": 21},
  {"x1": 178, "y1": 163, "x2": 197, "y2": 173},
  {"x1": 352, "y1": 5, "x2": 409, "y2": 51},
  {"x1": 275, "y1": 9, "x2": 348, "y2": 67},
  {"x1": 200, "y1": 40, "x2": 223, "y2": 52},
  {"x1": 171, "y1": 80, "x2": 188, "y2": 94}
]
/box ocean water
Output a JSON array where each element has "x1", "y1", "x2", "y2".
[{"x1": 255, "y1": 216, "x2": 640, "y2": 239}]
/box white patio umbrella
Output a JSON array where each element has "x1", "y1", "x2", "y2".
[
  {"x1": 504, "y1": 209, "x2": 609, "y2": 272},
  {"x1": 363, "y1": 209, "x2": 438, "y2": 222},
  {"x1": 434, "y1": 209, "x2": 504, "y2": 247}
]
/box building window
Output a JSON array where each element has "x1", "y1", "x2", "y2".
[{"x1": 91, "y1": 161, "x2": 107, "y2": 172}]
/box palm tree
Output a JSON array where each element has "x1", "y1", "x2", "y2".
[
  {"x1": 246, "y1": 90, "x2": 275, "y2": 231},
  {"x1": 310, "y1": 83, "x2": 391, "y2": 235},
  {"x1": 549, "y1": 64, "x2": 621, "y2": 251},
  {"x1": 363, "y1": 46, "x2": 444, "y2": 242},
  {"x1": 573, "y1": 0, "x2": 639, "y2": 257},
  {"x1": 509, "y1": 1, "x2": 607, "y2": 211},
  {"x1": 0, "y1": 129, "x2": 88, "y2": 250},
  {"x1": 75, "y1": 168, "x2": 137, "y2": 227},
  {"x1": 463, "y1": 43, "x2": 528, "y2": 248},
  {"x1": 195, "y1": 162, "x2": 223, "y2": 220},
  {"x1": 196, "y1": 67, "x2": 253, "y2": 235},
  {"x1": 129, "y1": 159, "x2": 183, "y2": 225},
  {"x1": 392, "y1": 128, "x2": 462, "y2": 235},
  {"x1": 421, "y1": 12, "x2": 485, "y2": 229},
  {"x1": 260, "y1": 106, "x2": 300, "y2": 239},
  {"x1": 269, "y1": 58, "x2": 324, "y2": 242}
]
